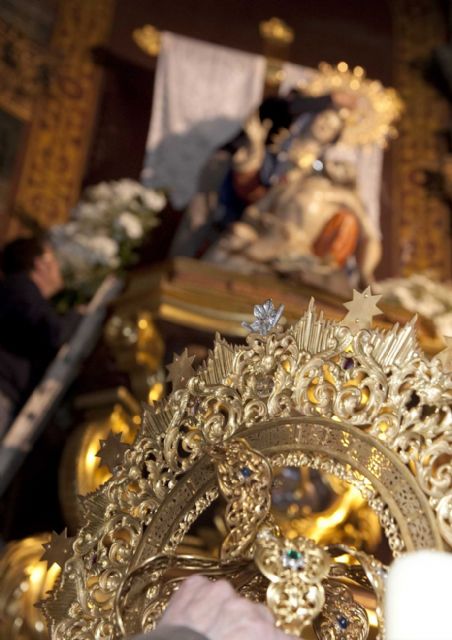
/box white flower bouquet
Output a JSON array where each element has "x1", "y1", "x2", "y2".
[{"x1": 50, "y1": 179, "x2": 166, "y2": 297}]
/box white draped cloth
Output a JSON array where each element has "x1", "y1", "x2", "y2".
[{"x1": 142, "y1": 32, "x2": 266, "y2": 209}]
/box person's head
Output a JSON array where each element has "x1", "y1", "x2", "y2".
[
  {"x1": 1, "y1": 236, "x2": 63, "y2": 298},
  {"x1": 310, "y1": 109, "x2": 343, "y2": 145}
]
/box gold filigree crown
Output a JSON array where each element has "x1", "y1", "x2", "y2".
[
  {"x1": 42, "y1": 293, "x2": 452, "y2": 639},
  {"x1": 299, "y1": 62, "x2": 403, "y2": 147}
]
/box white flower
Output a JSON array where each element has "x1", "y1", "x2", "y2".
[
  {"x1": 75, "y1": 201, "x2": 109, "y2": 222},
  {"x1": 89, "y1": 237, "x2": 119, "y2": 267},
  {"x1": 73, "y1": 234, "x2": 119, "y2": 267},
  {"x1": 112, "y1": 179, "x2": 143, "y2": 203},
  {"x1": 50, "y1": 179, "x2": 163, "y2": 289},
  {"x1": 84, "y1": 181, "x2": 114, "y2": 202},
  {"x1": 116, "y1": 211, "x2": 143, "y2": 240},
  {"x1": 141, "y1": 189, "x2": 166, "y2": 212},
  {"x1": 50, "y1": 222, "x2": 79, "y2": 242},
  {"x1": 53, "y1": 238, "x2": 95, "y2": 276}
]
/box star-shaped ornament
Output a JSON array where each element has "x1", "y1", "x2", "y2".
[
  {"x1": 242, "y1": 299, "x2": 285, "y2": 335},
  {"x1": 437, "y1": 336, "x2": 452, "y2": 372},
  {"x1": 342, "y1": 287, "x2": 382, "y2": 333},
  {"x1": 96, "y1": 431, "x2": 130, "y2": 472},
  {"x1": 41, "y1": 529, "x2": 75, "y2": 569},
  {"x1": 166, "y1": 349, "x2": 196, "y2": 391}
]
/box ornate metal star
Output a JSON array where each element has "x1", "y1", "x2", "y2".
[
  {"x1": 41, "y1": 529, "x2": 75, "y2": 569},
  {"x1": 242, "y1": 299, "x2": 285, "y2": 335},
  {"x1": 342, "y1": 287, "x2": 382, "y2": 333},
  {"x1": 96, "y1": 431, "x2": 130, "y2": 472},
  {"x1": 437, "y1": 336, "x2": 452, "y2": 372},
  {"x1": 166, "y1": 349, "x2": 196, "y2": 391}
]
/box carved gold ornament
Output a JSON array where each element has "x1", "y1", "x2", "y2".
[
  {"x1": 42, "y1": 294, "x2": 452, "y2": 639},
  {"x1": 13, "y1": 0, "x2": 114, "y2": 227},
  {"x1": 299, "y1": 62, "x2": 403, "y2": 147},
  {"x1": 212, "y1": 438, "x2": 385, "y2": 638},
  {"x1": 133, "y1": 24, "x2": 161, "y2": 57},
  {"x1": 259, "y1": 17, "x2": 294, "y2": 46},
  {"x1": 0, "y1": 534, "x2": 59, "y2": 639},
  {"x1": 58, "y1": 387, "x2": 142, "y2": 531}
]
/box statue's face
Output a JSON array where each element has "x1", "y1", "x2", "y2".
[
  {"x1": 324, "y1": 158, "x2": 357, "y2": 184},
  {"x1": 310, "y1": 109, "x2": 342, "y2": 144}
]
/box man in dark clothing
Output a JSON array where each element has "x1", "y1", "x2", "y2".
[{"x1": 0, "y1": 237, "x2": 81, "y2": 436}]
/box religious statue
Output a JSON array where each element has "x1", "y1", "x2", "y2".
[
  {"x1": 168, "y1": 88, "x2": 361, "y2": 259},
  {"x1": 205, "y1": 106, "x2": 381, "y2": 292},
  {"x1": 170, "y1": 62, "x2": 402, "y2": 293}
]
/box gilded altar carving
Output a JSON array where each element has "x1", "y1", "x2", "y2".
[
  {"x1": 0, "y1": 20, "x2": 54, "y2": 122},
  {"x1": 13, "y1": 0, "x2": 114, "y2": 229},
  {"x1": 391, "y1": 0, "x2": 451, "y2": 278},
  {"x1": 41, "y1": 298, "x2": 452, "y2": 639},
  {"x1": 0, "y1": 534, "x2": 58, "y2": 639}
]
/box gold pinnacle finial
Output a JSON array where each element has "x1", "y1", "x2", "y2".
[
  {"x1": 133, "y1": 24, "x2": 161, "y2": 57},
  {"x1": 259, "y1": 17, "x2": 294, "y2": 46}
]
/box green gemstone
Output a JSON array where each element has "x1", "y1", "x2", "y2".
[{"x1": 286, "y1": 549, "x2": 302, "y2": 560}]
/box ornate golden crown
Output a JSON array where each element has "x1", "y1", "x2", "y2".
[
  {"x1": 299, "y1": 62, "x2": 403, "y2": 147},
  {"x1": 42, "y1": 291, "x2": 452, "y2": 639}
]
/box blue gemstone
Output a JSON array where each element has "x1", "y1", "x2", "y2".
[
  {"x1": 342, "y1": 357, "x2": 354, "y2": 370},
  {"x1": 240, "y1": 466, "x2": 252, "y2": 478},
  {"x1": 337, "y1": 615, "x2": 348, "y2": 630}
]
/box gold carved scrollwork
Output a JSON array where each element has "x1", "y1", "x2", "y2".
[
  {"x1": 210, "y1": 439, "x2": 272, "y2": 560},
  {"x1": 0, "y1": 534, "x2": 58, "y2": 639},
  {"x1": 391, "y1": 0, "x2": 451, "y2": 278},
  {"x1": 254, "y1": 526, "x2": 331, "y2": 636},
  {"x1": 0, "y1": 20, "x2": 54, "y2": 122},
  {"x1": 43, "y1": 301, "x2": 450, "y2": 639},
  {"x1": 314, "y1": 581, "x2": 369, "y2": 640},
  {"x1": 133, "y1": 25, "x2": 161, "y2": 57},
  {"x1": 13, "y1": 0, "x2": 114, "y2": 228}
]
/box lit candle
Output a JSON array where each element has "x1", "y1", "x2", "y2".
[{"x1": 385, "y1": 551, "x2": 452, "y2": 640}]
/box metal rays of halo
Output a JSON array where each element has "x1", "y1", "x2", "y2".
[
  {"x1": 41, "y1": 290, "x2": 452, "y2": 640},
  {"x1": 299, "y1": 62, "x2": 403, "y2": 147}
]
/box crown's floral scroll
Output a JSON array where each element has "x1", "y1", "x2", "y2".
[{"x1": 41, "y1": 291, "x2": 452, "y2": 640}]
